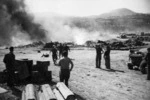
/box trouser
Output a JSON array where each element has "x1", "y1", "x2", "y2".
[
  {"x1": 52, "y1": 54, "x2": 57, "y2": 64},
  {"x1": 59, "y1": 69, "x2": 70, "y2": 86},
  {"x1": 104, "y1": 56, "x2": 111, "y2": 69},
  {"x1": 59, "y1": 51, "x2": 62, "y2": 58},
  {"x1": 96, "y1": 55, "x2": 101, "y2": 68},
  {"x1": 147, "y1": 64, "x2": 150, "y2": 80},
  {"x1": 139, "y1": 60, "x2": 147, "y2": 74}
]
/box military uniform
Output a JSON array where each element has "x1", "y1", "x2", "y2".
[
  {"x1": 104, "y1": 45, "x2": 111, "y2": 69},
  {"x1": 95, "y1": 45, "x2": 103, "y2": 68},
  {"x1": 3, "y1": 52, "x2": 15, "y2": 86}
]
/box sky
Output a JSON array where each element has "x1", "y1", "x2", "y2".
[{"x1": 25, "y1": 0, "x2": 150, "y2": 17}]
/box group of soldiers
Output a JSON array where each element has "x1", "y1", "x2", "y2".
[
  {"x1": 50, "y1": 43, "x2": 70, "y2": 65},
  {"x1": 2, "y1": 41, "x2": 150, "y2": 88},
  {"x1": 95, "y1": 42, "x2": 111, "y2": 69}
]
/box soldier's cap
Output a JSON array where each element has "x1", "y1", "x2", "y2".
[{"x1": 9, "y1": 46, "x2": 14, "y2": 51}]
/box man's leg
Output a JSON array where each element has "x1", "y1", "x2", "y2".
[
  {"x1": 59, "y1": 71, "x2": 64, "y2": 82},
  {"x1": 64, "y1": 70, "x2": 70, "y2": 87},
  {"x1": 96, "y1": 55, "x2": 98, "y2": 68},
  {"x1": 99, "y1": 58, "x2": 101, "y2": 68},
  {"x1": 147, "y1": 65, "x2": 150, "y2": 80},
  {"x1": 106, "y1": 56, "x2": 110, "y2": 69}
]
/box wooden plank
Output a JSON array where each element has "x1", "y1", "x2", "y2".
[
  {"x1": 21, "y1": 91, "x2": 26, "y2": 100},
  {"x1": 0, "y1": 87, "x2": 7, "y2": 94},
  {"x1": 25, "y1": 84, "x2": 36, "y2": 100},
  {"x1": 56, "y1": 82, "x2": 76, "y2": 100},
  {"x1": 41, "y1": 84, "x2": 56, "y2": 100},
  {"x1": 38, "y1": 91, "x2": 46, "y2": 100},
  {"x1": 53, "y1": 89, "x2": 65, "y2": 100}
]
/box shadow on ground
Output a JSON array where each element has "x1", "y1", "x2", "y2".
[
  {"x1": 75, "y1": 93, "x2": 86, "y2": 100},
  {"x1": 100, "y1": 68, "x2": 125, "y2": 73}
]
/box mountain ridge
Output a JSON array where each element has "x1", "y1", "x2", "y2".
[{"x1": 67, "y1": 8, "x2": 150, "y2": 33}]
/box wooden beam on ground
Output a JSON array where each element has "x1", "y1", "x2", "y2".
[
  {"x1": 38, "y1": 91, "x2": 46, "y2": 100},
  {"x1": 21, "y1": 91, "x2": 26, "y2": 100},
  {"x1": 0, "y1": 87, "x2": 7, "y2": 94},
  {"x1": 56, "y1": 82, "x2": 76, "y2": 100},
  {"x1": 25, "y1": 84, "x2": 36, "y2": 100},
  {"x1": 53, "y1": 88, "x2": 65, "y2": 100},
  {"x1": 41, "y1": 84, "x2": 56, "y2": 100}
]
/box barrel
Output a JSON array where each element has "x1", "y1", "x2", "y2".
[
  {"x1": 36, "y1": 61, "x2": 50, "y2": 77},
  {"x1": 46, "y1": 71, "x2": 52, "y2": 82}
]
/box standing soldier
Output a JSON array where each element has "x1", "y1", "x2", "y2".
[
  {"x1": 145, "y1": 47, "x2": 150, "y2": 80},
  {"x1": 58, "y1": 43, "x2": 63, "y2": 59},
  {"x1": 104, "y1": 44, "x2": 111, "y2": 69},
  {"x1": 3, "y1": 47, "x2": 16, "y2": 87},
  {"x1": 63, "y1": 44, "x2": 70, "y2": 57},
  {"x1": 51, "y1": 45, "x2": 58, "y2": 65},
  {"x1": 58, "y1": 51, "x2": 74, "y2": 86},
  {"x1": 95, "y1": 43, "x2": 103, "y2": 68}
]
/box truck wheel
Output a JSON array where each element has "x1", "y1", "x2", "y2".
[
  {"x1": 128, "y1": 63, "x2": 133, "y2": 70},
  {"x1": 141, "y1": 68, "x2": 146, "y2": 74}
]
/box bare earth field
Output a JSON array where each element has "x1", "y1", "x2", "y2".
[{"x1": 0, "y1": 47, "x2": 150, "y2": 100}]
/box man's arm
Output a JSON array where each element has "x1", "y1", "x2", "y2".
[
  {"x1": 55, "y1": 60, "x2": 61, "y2": 66},
  {"x1": 69, "y1": 60, "x2": 74, "y2": 71},
  {"x1": 3, "y1": 55, "x2": 7, "y2": 64}
]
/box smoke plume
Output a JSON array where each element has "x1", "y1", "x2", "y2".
[
  {"x1": 30, "y1": 13, "x2": 118, "y2": 45},
  {"x1": 0, "y1": 0, "x2": 46, "y2": 46}
]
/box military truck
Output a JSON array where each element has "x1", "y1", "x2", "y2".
[{"x1": 128, "y1": 51, "x2": 147, "y2": 74}]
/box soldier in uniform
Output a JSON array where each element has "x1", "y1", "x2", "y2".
[
  {"x1": 95, "y1": 43, "x2": 103, "y2": 68},
  {"x1": 3, "y1": 47, "x2": 16, "y2": 87},
  {"x1": 58, "y1": 43, "x2": 63, "y2": 59},
  {"x1": 104, "y1": 44, "x2": 111, "y2": 69},
  {"x1": 58, "y1": 51, "x2": 74, "y2": 86},
  {"x1": 145, "y1": 47, "x2": 150, "y2": 80},
  {"x1": 51, "y1": 45, "x2": 58, "y2": 65},
  {"x1": 63, "y1": 44, "x2": 70, "y2": 57}
]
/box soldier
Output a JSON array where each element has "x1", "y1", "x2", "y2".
[
  {"x1": 95, "y1": 43, "x2": 103, "y2": 68},
  {"x1": 3, "y1": 47, "x2": 16, "y2": 87},
  {"x1": 58, "y1": 51, "x2": 74, "y2": 86},
  {"x1": 145, "y1": 47, "x2": 150, "y2": 80},
  {"x1": 63, "y1": 44, "x2": 70, "y2": 57},
  {"x1": 51, "y1": 45, "x2": 58, "y2": 65},
  {"x1": 104, "y1": 44, "x2": 111, "y2": 69},
  {"x1": 58, "y1": 43, "x2": 63, "y2": 59}
]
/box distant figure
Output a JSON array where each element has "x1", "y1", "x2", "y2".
[
  {"x1": 63, "y1": 44, "x2": 70, "y2": 57},
  {"x1": 51, "y1": 45, "x2": 58, "y2": 65},
  {"x1": 58, "y1": 43, "x2": 63, "y2": 59},
  {"x1": 129, "y1": 49, "x2": 135, "y2": 62},
  {"x1": 3, "y1": 47, "x2": 16, "y2": 87},
  {"x1": 95, "y1": 43, "x2": 103, "y2": 68},
  {"x1": 104, "y1": 44, "x2": 111, "y2": 69},
  {"x1": 58, "y1": 51, "x2": 74, "y2": 86},
  {"x1": 145, "y1": 47, "x2": 150, "y2": 80},
  {"x1": 41, "y1": 53, "x2": 49, "y2": 57}
]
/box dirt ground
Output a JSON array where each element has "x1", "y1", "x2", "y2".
[{"x1": 0, "y1": 47, "x2": 150, "y2": 100}]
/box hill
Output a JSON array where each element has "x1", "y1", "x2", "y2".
[{"x1": 67, "y1": 8, "x2": 150, "y2": 33}]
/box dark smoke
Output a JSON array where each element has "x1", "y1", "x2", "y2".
[{"x1": 0, "y1": 0, "x2": 46, "y2": 46}]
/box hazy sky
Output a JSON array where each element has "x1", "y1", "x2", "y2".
[{"x1": 25, "y1": 0, "x2": 150, "y2": 16}]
